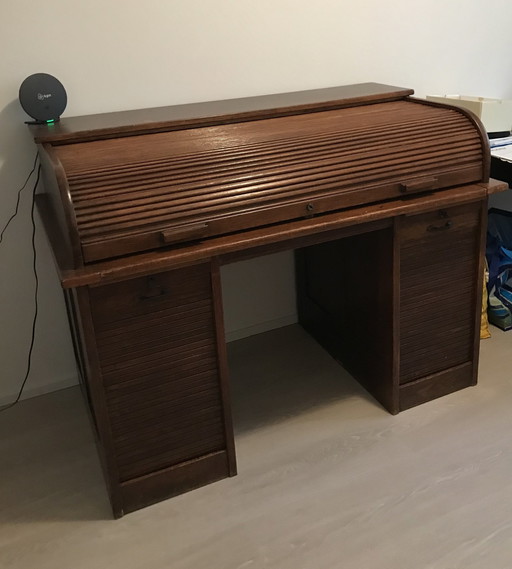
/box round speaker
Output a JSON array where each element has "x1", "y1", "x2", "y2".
[{"x1": 19, "y1": 73, "x2": 67, "y2": 123}]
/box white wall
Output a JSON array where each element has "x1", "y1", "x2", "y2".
[
  {"x1": 1, "y1": 0, "x2": 511, "y2": 403},
  {"x1": 222, "y1": 253, "x2": 298, "y2": 342}
]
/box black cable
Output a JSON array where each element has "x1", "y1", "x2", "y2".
[
  {"x1": 0, "y1": 164, "x2": 42, "y2": 412},
  {"x1": 0, "y1": 152, "x2": 39, "y2": 244}
]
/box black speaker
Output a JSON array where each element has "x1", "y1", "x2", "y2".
[{"x1": 19, "y1": 73, "x2": 67, "y2": 124}]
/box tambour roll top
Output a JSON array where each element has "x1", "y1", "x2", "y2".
[{"x1": 33, "y1": 83, "x2": 489, "y2": 267}]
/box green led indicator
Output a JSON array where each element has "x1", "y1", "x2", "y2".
[{"x1": 46, "y1": 119, "x2": 55, "y2": 124}]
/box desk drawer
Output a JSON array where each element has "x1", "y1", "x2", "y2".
[
  {"x1": 399, "y1": 202, "x2": 482, "y2": 385},
  {"x1": 400, "y1": 202, "x2": 480, "y2": 243}
]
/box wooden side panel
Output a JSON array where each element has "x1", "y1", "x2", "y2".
[
  {"x1": 210, "y1": 260, "x2": 237, "y2": 475},
  {"x1": 398, "y1": 202, "x2": 483, "y2": 406},
  {"x1": 86, "y1": 263, "x2": 232, "y2": 510},
  {"x1": 296, "y1": 228, "x2": 396, "y2": 413},
  {"x1": 71, "y1": 287, "x2": 124, "y2": 516},
  {"x1": 37, "y1": 145, "x2": 84, "y2": 268}
]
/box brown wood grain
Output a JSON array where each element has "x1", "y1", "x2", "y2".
[
  {"x1": 31, "y1": 83, "x2": 413, "y2": 144},
  {"x1": 47, "y1": 100, "x2": 485, "y2": 262},
  {"x1": 73, "y1": 287, "x2": 124, "y2": 517},
  {"x1": 398, "y1": 202, "x2": 482, "y2": 384},
  {"x1": 210, "y1": 259, "x2": 237, "y2": 476},
  {"x1": 119, "y1": 451, "x2": 230, "y2": 517},
  {"x1": 470, "y1": 200, "x2": 489, "y2": 385},
  {"x1": 57, "y1": 185, "x2": 487, "y2": 289},
  {"x1": 86, "y1": 264, "x2": 229, "y2": 487},
  {"x1": 399, "y1": 362, "x2": 474, "y2": 411}
]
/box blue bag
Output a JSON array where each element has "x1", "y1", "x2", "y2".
[{"x1": 487, "y1": 208, "x2": 512, "y2": 331}]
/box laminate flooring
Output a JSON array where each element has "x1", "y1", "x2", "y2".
[{"x1": 1, "y1": 324, "x2": 512, "y2": 569}]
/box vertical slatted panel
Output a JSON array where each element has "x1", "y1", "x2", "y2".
[
  {"x1": 399, "y1": 204, "x2": 480, "y2": 384},
  {"x1": 88, "y1": 264, "x2": 225, "y2": 482}
]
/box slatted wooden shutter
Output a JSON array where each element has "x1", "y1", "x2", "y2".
[
  {"x1": 88, "y1": 264, "x2": 228, "y2": 482},
  {"x1": 399, "y1": 202, "x2": 482, "y2": 407},
  {"x1": 52, "y1": 100, "x2": 485, "y2": 263}
]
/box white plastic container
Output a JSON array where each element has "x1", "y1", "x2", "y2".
[{"x1": 426, "y1": 94, "x2": 512, "y2": 133}]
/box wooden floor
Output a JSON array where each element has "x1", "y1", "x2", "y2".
[{"x1": 1, "y1": 324, "x2": 512, "y2": 568}]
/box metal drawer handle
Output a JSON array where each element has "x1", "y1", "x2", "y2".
[{"x1": 427, "y1": 220, "x2": 453, "y2": 232}]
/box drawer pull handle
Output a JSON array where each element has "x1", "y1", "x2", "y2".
[
  {"x1": 139, "y1": 276, "x2": 168, "y2": 301},
  {"x1": 400, "y1": 177, "x2": 438, "y2": 194},
  {"x1": 160, "y1": 223, "x2": 209, "y2": 245},
  {"x1": 427, "y1": 220, "x2": 453, "y2": 232}
]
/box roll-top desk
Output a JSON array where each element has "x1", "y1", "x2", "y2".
[{"x1": 31, "y1": 83, "x2": 507, "y2": 517}]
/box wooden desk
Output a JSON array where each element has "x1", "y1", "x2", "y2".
[{"x1": 32, "y1": 83, "x2": 507, "y2": 517}]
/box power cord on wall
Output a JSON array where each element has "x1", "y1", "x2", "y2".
[
  {"x1": 0, "y1": 152, "x2": 39, "y2": 244},
  {"x1": 0, "y1": 153, "x2": 41, "y2": 412}
]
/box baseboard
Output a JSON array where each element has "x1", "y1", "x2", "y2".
[
  {"x1": 0, "y1": 374, "x2": 79, "y2": 407},
  {"x1": 225, "y1": 314, "x2": 298, "y2": 343}
]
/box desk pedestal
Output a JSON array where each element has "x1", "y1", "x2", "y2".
[{"x1": 298, "y1": 201, "x2": 484, "y2": 414}]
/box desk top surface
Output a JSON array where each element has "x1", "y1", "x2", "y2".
[{"x1": 30, "y1": 83, "x2": 413, "y2": 144}]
